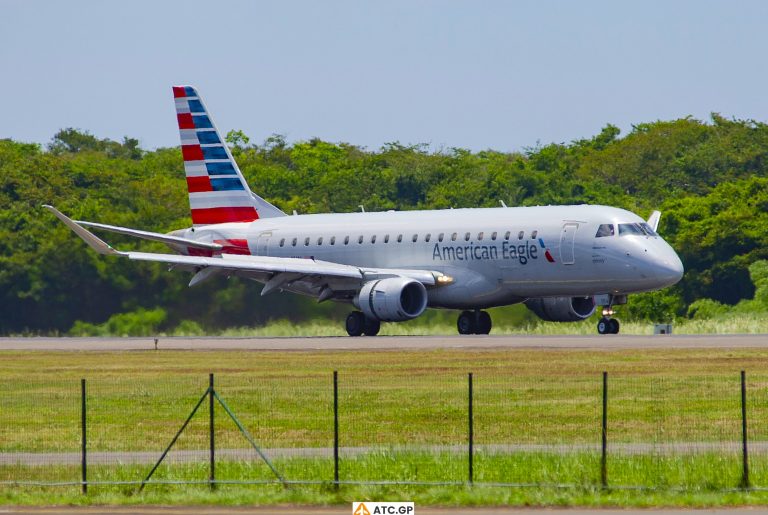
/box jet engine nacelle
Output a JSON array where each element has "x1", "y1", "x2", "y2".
[
  {"x1": 524, "y1": 296, "x2": 596, "y2": 322},
  {"x1": 355, "y1": 277, "x2": 428, "y2": 322}
]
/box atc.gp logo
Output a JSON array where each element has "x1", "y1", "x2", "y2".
[{"x1": 353, "y1": 502, "x2": 415, "y2": 515}]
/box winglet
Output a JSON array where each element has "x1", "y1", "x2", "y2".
[
  {"x1": 43, "y1": 205, "x2": 121, "y2": 256},
  {"x1": 647, "y1": 210, "x2": 661, "y2": 232}
]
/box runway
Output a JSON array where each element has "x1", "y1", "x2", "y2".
[{"x1": 0, "y1": 334, "x2": 767, "y2": 351}]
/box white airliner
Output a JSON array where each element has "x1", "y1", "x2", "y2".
[{"x1": 45, "y1": 86, "x2": 684, "y2": 336}]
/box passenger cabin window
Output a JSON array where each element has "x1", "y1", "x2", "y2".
[
  {"x1": 384, "y1": 234, "x2": 390, "y2": 243},
  {"x1": 438, "y1": 233, "x2": 444, "y2": 242},
  {"x1": 478, "y1": 232, "x2": 484, "y2": 241},
  {"x1": 330, "y1": 236, "x2": 336, "y2": 245},
  {"x1": 451, "y1": 233, "x2": 458, "y2": 241},
  {"x1": 292, "y1": 238, "x2": 297, "y2": 247},
  {"x1": 412, "y1": 234, "x2": 418, "y2": 242},
  {"x1": 358, "y1": 235, "x2": 364, "y2": 244},
  {"x1": 397, "y1": 234, "x2": 403, "y2": 243},
  {"x1": 304, "y1": 237, "x2": 310, "y2": 246},
  {"x1": 518, "y1": 231, "x2": 524, "y2": 240},
  {"x1": 425, "y1": 234, "x2": 431, "y2": 242},
  {"x1": 464, "y1": 232, "x2": 470, "y2": 241},
  {"x1": 504, "y1": 231, "x2": 511, "y2": 240},
  {"x1": 371, "y1": 235, "x2": 376, "y2": 244},
  {"x1": 596, "y1": 224, "x2": 614, "y2": 237},
  {"x1": 317, "y1": 237, "x2": 323, "y2": 245},
  {"x1": 279, "y1": 238, "x2": 285, "y2": 247},
  {"x1": 531, "y1": 230, "x2": 538, "y2": 239},
  {"x1": 491, "y1": 231, "x2": 497, "y2": 241},
  {"x1": 344, "y1": 236, "x2": 350, "y2": 245},
  {"x1": 618, "y1": 223, "x2": 644, "y2": 236}
]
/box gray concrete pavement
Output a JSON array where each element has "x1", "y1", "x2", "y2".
[{"x1": 1, "y1": 334, "x2": 767, "y2": 352}]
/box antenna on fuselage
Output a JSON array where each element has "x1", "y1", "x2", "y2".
[
  {"x1": 358, "y1": 205, "x2": 365, "y2": 213},
  {"x1": 499, "y1": 200, "x2": 508, "y2": 208}
]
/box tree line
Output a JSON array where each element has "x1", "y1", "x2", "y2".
[{"x1": 2, "y1": 113, "x2": 768, "y2": 334}]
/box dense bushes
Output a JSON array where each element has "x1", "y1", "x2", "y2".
[{"x1": 2, "y1": 115, "x2": 768, "y2": 334}]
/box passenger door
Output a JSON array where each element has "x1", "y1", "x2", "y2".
[{"x1": 559, "y1": 223, "x2": 578, "y2": 265}]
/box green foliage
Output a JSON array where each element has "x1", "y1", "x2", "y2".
[
  {"x1": 4, "y1": 114, "x2": 768, "y2": 334},
  {"x1": 69, "y1": 307, "x2": 167, "y2": 336}
]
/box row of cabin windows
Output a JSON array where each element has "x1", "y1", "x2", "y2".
[{"x1": 278, "y1": 230, "x2": 539, "y2": 248}]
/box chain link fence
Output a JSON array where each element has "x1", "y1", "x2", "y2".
[{"x1": 1, "y1": 369, "x2": 765, "y2": 492}]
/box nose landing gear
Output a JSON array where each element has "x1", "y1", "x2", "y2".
[
  {"x1": 596, "y1": 305, "x2": 620, "y2": 334},
  {"x1": 597, "y1": 317, "x2": 620, "y2": 334},
  {"x1": 457, "y1": 310, "x2": 492, "y2": 335}
]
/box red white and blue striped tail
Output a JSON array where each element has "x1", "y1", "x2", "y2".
[{"x1": 173, "y1": 85, "x2": 285, "y2": 226}]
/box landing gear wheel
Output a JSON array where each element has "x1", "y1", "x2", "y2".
[
  {"x1": 597, "y1": 318, "x2": 610, "y2": 335},
  {"x1": 457, "y1": 311, "x2": 476, "y2": 335},
  {"x1": 597, "y1": 317, "x2": 620, "y2": 335},
  {"x1": 345, "y1": 311, "x2": 365, "y2": 337},
  {"x1": 363, "y1": 317, "x2": 381, "y2": 336},
  {"x1": 476, "y1": 311, "x2": 492, "y2": 335}
]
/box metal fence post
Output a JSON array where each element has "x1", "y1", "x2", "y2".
[
  {"x1": 81, "y1": 378, "x2": 87, "y2": 495},
  {"x1": 209, "y1": 373, "x2": 215, "y2": 491},
  {"x1": 741, "y1": 370, "x2": 750, "y2": 489},
  {"x1": 468, "y1": 372, "x2": 474, "y2": 485},
  {"x1": 601, "y1": 371, "x2": 607, "y2": 489},
  {"x1": 333, "y1": 370, "x2": 339, "y2": 489}
]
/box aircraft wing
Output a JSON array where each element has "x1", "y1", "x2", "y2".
[{"x1": 44, "y1": 206, "x2": 447, "y2": 291}]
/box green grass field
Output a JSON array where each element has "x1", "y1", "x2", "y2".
[
  {"x1": 4, "y1": 346, "x2": 768, "y2": 506},
  {"x1": 172, "y1": 312, "x2": 768, "y2": 337}
]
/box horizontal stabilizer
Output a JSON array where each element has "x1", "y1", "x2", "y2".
[{"x1": 76, "y1": 220, "x2": 223, "y2": 251}]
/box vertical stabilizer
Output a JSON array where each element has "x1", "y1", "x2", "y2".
[{"x1": 172, "y1": 85, "x2": 285, "y2": 225}]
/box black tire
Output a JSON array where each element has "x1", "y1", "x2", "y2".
[
  {"x1": 457, "y1": 311, "x2": 475, "y2": 335},
  {"x1": 363, "y1": 317, "x2": 381, "y2": 336},
  {"x1": 597, "y1": 318, "x2": 609, "y2": 335},
  {"x1": 476, "y1": 311, "x2": 492, "y2": 335},
  {"x1": 609, "y1": 318, "x2": 620, "y2": 334},
  {"x1": 345, "y1": 311, "x2": 365, "y2": 337}
]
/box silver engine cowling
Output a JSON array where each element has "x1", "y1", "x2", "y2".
[
  {"x1": 355, "y1": 277, "x2": 428, "y2": 322},
  {"x1": 524, "y1": 296, "x2": 596, "y2": 322}
]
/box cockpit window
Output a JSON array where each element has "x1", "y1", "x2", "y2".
[
  {"x1": 640, "y1": 223, "x2": 658, "y2": 237},
  {"x1": 595, "y1": 224, "x2": 614, "y2": 237},
  {"x1": 618, "y1": 223, "x2": 645, "y2": 236}
]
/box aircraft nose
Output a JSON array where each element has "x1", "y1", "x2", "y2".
[{"x1": 655, "y1": 246, "x2": 684, "y2": 286}]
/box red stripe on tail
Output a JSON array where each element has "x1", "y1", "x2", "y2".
[
  {"x1": 181, "y1": 144, "x2": 204, "y2": 161},
  {"x1": 177, "y1": 113, "x2": 194, "y2": 129},
  {"x1": 172, "y1": 86, "x2": 187, "y2": 98},
  {"x1": 186, "y1": 176, "x2": 212, "y2": 193},
  {"x1": 191, "y1": 207, "x2": 259, "y2": 225}
]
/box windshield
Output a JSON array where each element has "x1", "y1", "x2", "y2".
[
  {"x1": 640, "y1": 222, "x2": 658, "y2": 237},
  {"x1": 618, "y1": 223, "x2": 645, "y2": 236}
]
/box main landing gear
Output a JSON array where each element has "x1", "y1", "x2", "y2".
[
  {"x1": 345, "y1": 311, "x2": 380, "y2": 337},
  {"x1": 597, "y1": 306, "x2": 620, "y2": 334},
  {"x1": 457, "y1": 310, "x2": 492, "y2": 335}
]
